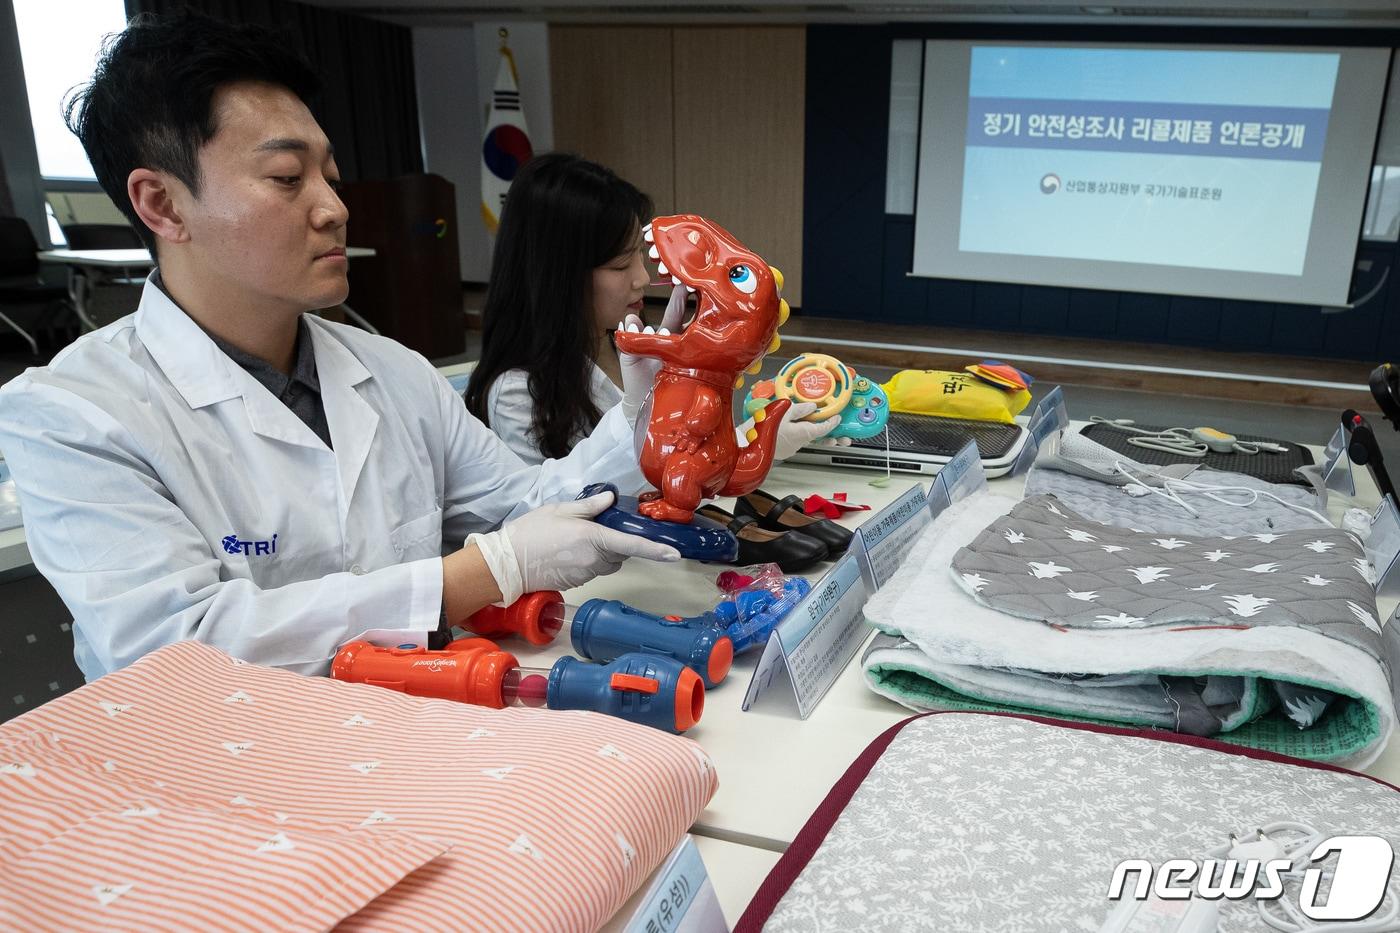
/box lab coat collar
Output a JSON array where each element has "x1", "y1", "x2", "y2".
[
  {"x1": 134, "y1": 276, "x2": 243, "y2": 410},
  {"x1": 135, "y1": 278, "x2": 321, "y2": 448},
  {"x1": 134, "y1": 278, "x2": 371, "y2": 456},
  {"x1": 305, "y1": 315, "x2": 379, "y2": 515}
]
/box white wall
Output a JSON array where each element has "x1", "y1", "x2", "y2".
[{"x1": 413, "y1": 21, "x2": 554, "y2": 284}]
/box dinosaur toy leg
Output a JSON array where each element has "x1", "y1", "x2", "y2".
[{"x1": 640, "y1": 451, "x2": 723, "y2": 523}]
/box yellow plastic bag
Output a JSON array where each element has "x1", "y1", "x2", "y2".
[{"x1": 881, "y1": 370, "x2": 1031, "y2": 424}]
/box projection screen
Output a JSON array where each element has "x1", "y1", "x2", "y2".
[{"x1": 912, "y1": 41, "x2": 1392, "y2": 307}]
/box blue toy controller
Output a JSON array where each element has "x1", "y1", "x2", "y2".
[
  {"x1": 578, "y1": 482, "x2": 739, "y2": 563},
  {"x1": 838, "y1": 376, "x2": 890, "y2": 440},
  {"x1": 742, "y1": 352, "x2": 889, "y2": 440}
]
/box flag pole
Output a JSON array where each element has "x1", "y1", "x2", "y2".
[
  {"x1": 480, "y1": 25, "x2": 534, "y2": 233},
  {"x1": 499, "y1": 28, "x2": 519, "y2": 85}
]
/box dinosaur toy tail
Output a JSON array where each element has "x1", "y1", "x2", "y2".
[{"x1": 721, "y1": 398, "x2": 792, "y2": 497}]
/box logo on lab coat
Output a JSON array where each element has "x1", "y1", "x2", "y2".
[{"x1": 221, "y1": 534, "x2": 278, "y2": 556}]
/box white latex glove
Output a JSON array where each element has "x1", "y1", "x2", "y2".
[
  {"x1": 617, "y1": 286, "x2": 688, "y2": 426},
  {"x1": 737, "y1": 400, "x2": 852, "y2": 462},
  {"x1": 467, "y1": 490, "x2": 681, "y2": 605}
]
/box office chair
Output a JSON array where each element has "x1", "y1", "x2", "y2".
[
  {"x1": 60, "y1": 223, "x2": 142, "y2": 250},
  {"x1": 58, "y1": 222, "x2": 147, "y2": 327},
  {"x1": 0, "y1": 217, "x2": 70, "y2": 355}
]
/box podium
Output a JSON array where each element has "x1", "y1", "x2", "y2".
[{"x1": 340, "y1": 174, "x2": 464, "y2": 358}]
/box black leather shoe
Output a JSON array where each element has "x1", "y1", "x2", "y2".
[
  {"x1": 694, "y1": 504, "x2": 829, "y2": 573},
  {"x1": 734, "y1": 490, "x2": 854, "y2": 555}
]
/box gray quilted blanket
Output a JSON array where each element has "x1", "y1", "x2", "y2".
[
  {"x1": 951, "y1": 495, "x2": 1382, "y2": 659},
  {"x1": 1023, "y1": 464, "x2": 1326, "y2": 537},
  {"x1": 861, "y1": 491, "x2": 1398, "y2": 765}
]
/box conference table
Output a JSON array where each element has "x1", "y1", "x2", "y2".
[
  {"x1": 503, "y1": 434, "x2": 1399, "y2": 926},
  {"x1": 1, "y1": 364, "x2": 1393, "y2": 925},
  {"x1": 36, "y1": 246, "x2": 378, "y2": 333}
]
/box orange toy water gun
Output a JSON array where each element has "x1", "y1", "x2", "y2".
[{"x1": 331, "y1": 637, "x2": 703, "y2": 733}]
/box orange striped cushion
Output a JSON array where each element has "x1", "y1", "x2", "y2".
[{"x1": 0, "y1": 641, "x2": 719, "y2": 931}]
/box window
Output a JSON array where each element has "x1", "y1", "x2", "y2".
[
  {"x1": 13, "y1": 0, "x2": 128, "y2": 181},
  {"x1": 1363, "y1": 165, "x2": 1400, "y2": 242}
]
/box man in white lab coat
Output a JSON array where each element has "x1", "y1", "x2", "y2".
[{"x1": 0, "y1": 11, "x2": 678, "y2": 680}]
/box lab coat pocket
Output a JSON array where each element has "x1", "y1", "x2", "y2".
[{"x1": 389, "y1": 507, "x2": 443, "y2": 560}]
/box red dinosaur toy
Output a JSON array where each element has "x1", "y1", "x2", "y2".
[{"x1": 614, "y1": 214, "x2": 791, "y2": 524}]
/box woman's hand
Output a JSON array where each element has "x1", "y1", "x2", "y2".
[{"x1": 617, "y1": 286, "x2": 687, "y2": 426}]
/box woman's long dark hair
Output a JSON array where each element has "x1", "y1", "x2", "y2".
[{"x1": 465, "y1": 153, "x2": 653, "y2": 460}]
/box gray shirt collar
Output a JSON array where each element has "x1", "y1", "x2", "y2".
[
  {"x1": 152, "y1": 270, "x2": 321, "y2": 396},
  {"x1": 209, "y1": 317, "x2": 322, "y2": 398}
]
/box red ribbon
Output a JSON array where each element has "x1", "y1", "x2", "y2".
[{"x1": 802, "y1": 493, "x2": 871, "y2": 519}]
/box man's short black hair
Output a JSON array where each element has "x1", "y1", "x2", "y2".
[{"x1": 64, "y1": 10, "x2": 322, "y2": 253}]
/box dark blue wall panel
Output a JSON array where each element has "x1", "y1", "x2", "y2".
[
  {"x1": 881, "y1": 219, "x2": 928, "y2": 324},
  {"x1": 1167, "y1": 296, "x2": 1222, "y2": 345},
  {"x1": 1114, "y1": 293, "x2": 1170, "y2": 342},
  {"x1": 974, "y1": 283, "x2": 1023, "y2": 330},
  {"x1": 1217, "y1": 300, "x2": 1277, "y2": 350},
  {"x1": 1020, "y1": 285, "x2": 1069, "y2": 334},
  {"x1": 802, "y1": 24, "x2": 1400, "y2": 363},
  {"x1": 800, "y1": 26, "x2": 890, "y2": 322},
  {"x1": 1068, "y1": 289, "x2": 1119, "y2": 338},
  {"x1": 927, "y1": 278, "x2": 976, "y2": 327}
]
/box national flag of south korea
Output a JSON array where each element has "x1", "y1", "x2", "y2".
[{"x1": 480, "y1": 42, "x2": 533, "y2": 233}]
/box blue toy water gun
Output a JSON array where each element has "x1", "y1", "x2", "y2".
[
  {"x1": 545, "y1": 653, "x2": 702, "y2": 734},
  {"x1": 571, "y1": 600, "x2": 735, "y2": 689},
  {"x1": 711, "y1": 577, "x2": 812, "y2": 654}
]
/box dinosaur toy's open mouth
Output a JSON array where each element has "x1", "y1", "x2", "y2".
[
  {"x1": 643, "y1": 222, "x2": 689, "y2": 286},
  {"x1": 642, "y1": 221, "x2": 701, "y2": 331}
]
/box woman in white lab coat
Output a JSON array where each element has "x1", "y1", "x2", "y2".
[
  {"x1": 465, "y1": 154, "x2": 655, "y2": 464},
  {"x1": 466, "y1": 154, "x2": 840, "y2": 466}
]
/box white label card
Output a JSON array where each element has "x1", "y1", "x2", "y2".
[
  {"x1": 1321, "y1": 424, "x2": 1356, "y2": 497},
  {"x1": 741, "y1": 551, "x2": 869, "y2": 719},
  {"x1": 622, "y1": 835, "x2": 726, "y2": 933},
  {"x1": 927, "y1": 438, "x2": 988, "y2": 516},
  {"x1": 1008, "y1": 398, "x2": 1067, "y2": 478},
  {"x1": 1029, "y1": 385, "x2": 1068, "y2": 433},
  {"x1": 855, "y1": 484, "x2": 931, "y2": 590},
  {"x1": 1367, "y1": 495, "x2": 1400, "y2": 597}
]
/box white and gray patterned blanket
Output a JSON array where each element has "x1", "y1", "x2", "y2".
[
  {"x1": 755, "y1": 713, "x2": 1400, "y2": 933},
  {"x1": 861, "y1": 492, "x2": 1399, "y2": 765},
  {"x1": 951, "y1": 495, "x2": 1382, "y2": 658}
]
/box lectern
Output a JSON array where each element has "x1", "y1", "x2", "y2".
[{"x1": 341, "y1": 174, "x2": 463, "y2": 358}]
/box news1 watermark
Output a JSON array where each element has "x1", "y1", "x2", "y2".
[{"x1": 1107, "y1": 835, "x2": 1395, "y2": 921}]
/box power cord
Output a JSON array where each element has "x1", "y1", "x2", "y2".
[
  {"x1": 1113, "y1": 461, "x2": 1334, "y2": 527},
  {"x1": 1091, "y1": 417, "x2": 1289, "y2": 458},
  {"x1": 1205, "y1": 822, "x2": 1399, "y2": 933}
]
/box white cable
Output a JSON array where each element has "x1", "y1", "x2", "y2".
[
  {"x1": 1204, "y1": 821, "x2": 1400, "y2": 933},
  {"x1": 1112, "y1": 461, "x2": 1334, "y2": 527},
  {"x1": 1090, "y1": 416, "x2": 1287, "y2": 457}
]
